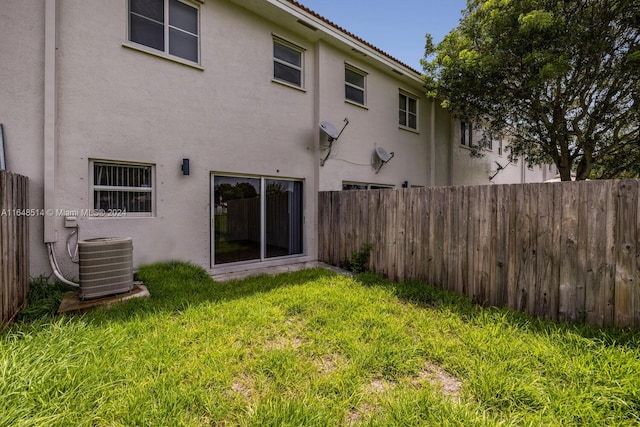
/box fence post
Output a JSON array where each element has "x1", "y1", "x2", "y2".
[
  {"x1": 614, "y1": 180, "x2": 637, "y2": 328},
  {"x1": 0, "y1": 171, "x2": 30, "y2": 324}
]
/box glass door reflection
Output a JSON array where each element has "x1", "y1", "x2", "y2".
[{"x1": 213, "y1": 176, "x2": 261, "y2": 264}]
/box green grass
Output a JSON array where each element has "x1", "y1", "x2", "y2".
[{"x1": 2, "y1": 262, "x2": 639, "y2": 426}]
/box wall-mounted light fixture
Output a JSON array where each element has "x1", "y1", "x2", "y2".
[
  {"x1": 181, "y1": 158, "x2": 190, "y2": 175},
  {"x1": 402, "y1": 181, "x2": 408, "y2": 188}
]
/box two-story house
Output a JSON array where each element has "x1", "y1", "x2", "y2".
[{"x1": 0, "y1": 0, "x2": 549, "y2": 279}]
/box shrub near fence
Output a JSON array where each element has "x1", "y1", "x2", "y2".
[
  {"x1": 318, "y1": 179, "x2": 640, "y2": 329},
  {"x1": 0, "y1": 171, "x2": 29, "y2": 324}
]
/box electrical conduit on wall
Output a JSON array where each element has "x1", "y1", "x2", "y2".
[
  {"x1": 43, "y1": 0, "x2": 56, "y2": 243},
  {"x1": 43, "y1": 0, "x2": 78, "y2": 287}
]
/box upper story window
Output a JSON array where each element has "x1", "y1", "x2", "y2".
[
  {"x1": 399, "y1": 92, "x2": 418, "y2": 130},
  {"x1": 129, "y1": 0, "x2": 199, "y2": 63},
  {"x1": 345, "y1": 64, "x2": 366, "y2": 105},
  {"x1": 273, "y1": 38, "x2": 304, "y2": 88},
  {"x1": 460, "y1": 121, "x2": 473, "y2": 147},
  {"x1": 92, "y1": 161, "x2": 154, "y2": 216}
]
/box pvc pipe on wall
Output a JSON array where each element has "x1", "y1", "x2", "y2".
[{"x1": 43, "y1": 0, "x2": 57, "y2": 243}]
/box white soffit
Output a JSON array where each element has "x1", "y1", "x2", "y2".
[{"x1": 231, "y1": 0, "x2": 424, "y2": 85}]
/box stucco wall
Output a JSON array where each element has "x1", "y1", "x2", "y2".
[
  {"x1": 315, "y1": 41, "x2": 431, "y2": 191},
  {"x1": 450, "y1": 121, "x2": 548, "y2": 186},
  {"x1": 0, "y1": 1, "x2": 49, "y2": 275},
  {"x1": 432, "y1": 104, "x2": 453, "y2": 186},
  {"x1": 3, "y1": 0, "x2": 551, "y2": 279},
  {"x1": 43, "y1": 0, "x2": 320, "y2": 275}
]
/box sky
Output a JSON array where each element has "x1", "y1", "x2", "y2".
[{"x1": 298, "y1": 0, "x2": 468, "y2": 71}]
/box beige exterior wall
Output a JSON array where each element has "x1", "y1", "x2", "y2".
[
  {"x1": 449, "y1": 120, "x2": 549, "y2": 186},
  {"x1": 52, "y1": 0, "x2": 321, "y2": 275},
  {"x1": 315, "y1": 41, "x2": 431, "y2": 191},
  {"x1": 2, "y1": 0, "x2": 550, "y2": 279},
  {"x1": 0, "y1": 1, "x2": 49, "y2": 274}
]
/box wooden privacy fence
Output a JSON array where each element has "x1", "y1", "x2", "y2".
[
  {"x1": 318, "y1": 179, "x2": 640, "y2": 329},
  {"x1": 0, "y1": 171, "x2": 29, "y2": 324}
]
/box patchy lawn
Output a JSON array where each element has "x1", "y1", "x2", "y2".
[{"x1": 2, "y1": 262, "x2": 639, "y2": 426}]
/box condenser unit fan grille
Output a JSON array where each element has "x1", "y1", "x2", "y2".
[{"x1": 78, "y1": 237, "x2": 133, "y2": 300}]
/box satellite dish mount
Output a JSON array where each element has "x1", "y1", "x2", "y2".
[
  {"x1": 374, "y1": 146, "x2": 394, "y2": 174},
  {"x1": 489, "y1": 161, "x2": 506, "y2": 181},
  {"x1": 319, "y1": 118, "x2": 349, "y2": 166}
]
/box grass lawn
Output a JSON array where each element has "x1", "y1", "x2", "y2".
[{"x1": 2, "y1": 262, "x2": 639, "y2": 426}]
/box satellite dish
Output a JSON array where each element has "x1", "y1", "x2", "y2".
[
  {"x1": 375, "y1": 146, "x2": 392, "y2": 162},
  {"x1": 373, "y1": 146, "x2": 395, "y2": 174},
  {"x1": 319, "y1": 121, "x2": 340, "y2": 141},
  {"x1": 319, "y1": 118, "x2": 350, "y2": 166}
]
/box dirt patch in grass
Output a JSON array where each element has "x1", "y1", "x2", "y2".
[
  {"x1": 229, "y1": 374, "x2": 256, "y2": 399},
  {"x1": 263, "y1": 335, "x2": 303, "y2": 351},
  {"x1": 345, "y1": 402, "x2": 379, "y2": 426},
  {"x1": 344, "y1": 377, "x2": 394, "y2": 425},
  {"x1": 314, "y1": 353, "x2": 346, "y2": 375},
  {"x1": 367, "y1": 377, "x2": 395, "y2": 394},
  {"x1": 413, "y1": 361, "x2": 462, "y2": 401}
]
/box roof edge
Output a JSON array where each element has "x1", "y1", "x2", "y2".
[{"x1": 272, "y1": 0, "x2": 425, "y2": 84}]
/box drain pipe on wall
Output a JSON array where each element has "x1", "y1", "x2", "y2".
[
  {"x1": 43, "y1": 0, "x2": 79, "y2": 287},
  {"x1": 44, "y1": 0, "x2": 57, "y2": 245},
  {"x1": 430, "y1": 99, "x2": 437, "y2": 186}
]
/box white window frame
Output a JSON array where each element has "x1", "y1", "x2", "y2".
[
  {"x1": 399, "y1": 90, "x2": 418, "y2": 131},
  {"x1": 128, "y1": 0, "x2": 201, "y2": 65},
  {"x1": 272, "y1": 37, "x2": 305, "y2": 89},
  {"x1": 345, "y1": 64, "x2": 367, "y2": 106},
  {"x1": 342, "y1": 181, "x2": 394, "y2": 190},
  {"x1": 211, "y1": 173, "x2": 304, "y2": 266},
  {"x1": 90, "y1": 160, "x2": 155, "y2": 217},
  {"x1": 460, "y1": 121, "x2": 473, "y2": 147}
]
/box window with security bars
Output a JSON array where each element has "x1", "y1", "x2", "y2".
[{"x1": 92, "y1": 162, "x2": 153, "y2": 215}]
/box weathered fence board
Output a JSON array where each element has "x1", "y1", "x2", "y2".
[
  {"x1": 495, "y1": 184, "x2": 509, "y2": 307},
  {"x1": 0, "y1": 171, "x2": 29, "y2": 324},
  {"x1": 614, "y1": 180, "x2": 637, "y2": 328},
  {"x1": 318, "y1": 180, "x2": 640, "y2": 329}
]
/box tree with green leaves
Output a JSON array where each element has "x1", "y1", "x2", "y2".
[{"x1": 423, "y1": 0, "x2": 640, "y2": 180}]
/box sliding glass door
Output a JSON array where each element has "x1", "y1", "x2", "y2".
[{"x1": 212, "y1": 174, "x2": 303, "y2": 265}]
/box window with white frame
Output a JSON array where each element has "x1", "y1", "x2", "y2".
[
  {"x1": 212, "y1": 175, "x2": 303, "y2": 265},
  {"x1": 460, "y1": 121, "x2": 473, "y2": 146},
  {"x1": 129, "y1": 0, "x2": 199, "y2": 63},
  {"x1": 92, "y1": 161, "x2": 154, "y2": 215},
  {"x1": 345, "y1": 65, "x2": 366, "y2": 105},
  {"x1": 273, "y1": 38, "x2": 304, "y2": 87},
  {"x1": 498, "y1": 139, "x2": 503, "y2": 156},
  {"x1": 342, "y1": 182, "x2": 393, "y2": 190},
  {"x1": 399, "y1": 91, "x2": 418, "y2": 130}
]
